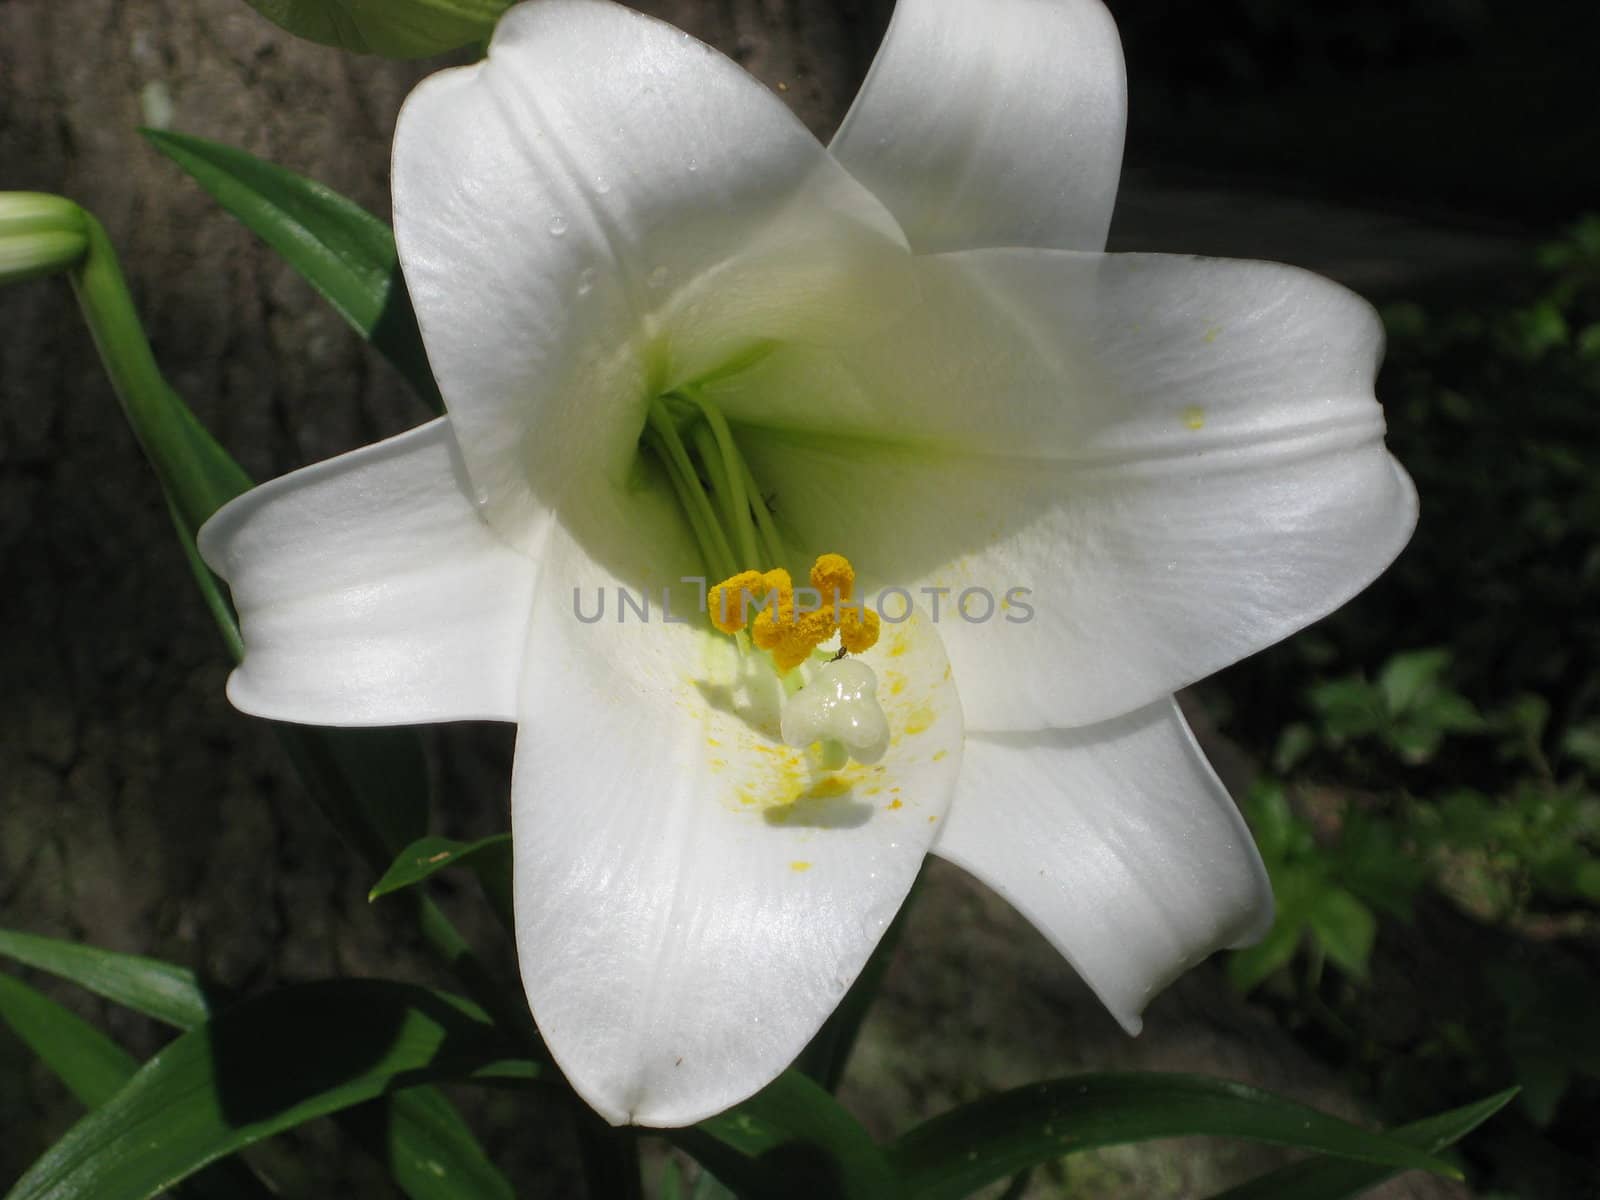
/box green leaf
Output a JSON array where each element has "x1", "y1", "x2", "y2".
[
  {"x1": 1227, "y1": 916, "x2": 1304, "y2": 994},
  {"x1": 0, "y1": 973, "x2": 139, "y2": 1109},
  {"x1": 342, "y1": 1087, "x2": 515, "y2": 1200},
  {"x1": 1228, "y1": 866, "x2": 1320, "y2": 993},
  {"x1": 1376, "y1": 648, "x2": 1453, "y2": 715},
  {"x1": 1204, "y1": 1088, "x2": 1518, "y2": 1200},
  {"x1": 678, "y1": 1070, "x2": 898, "y2": 1200},
  {"x1": 1271, "y1": 722, "x2": 1318, "y2": 776},
  {"x1": 0, "y1": 968, "x2": 279, "y2": 1200},
  {"x1": 888, "y1": 1074, "x2": 1460, "y2": 1200},
  {"x1": 1308, "y1": 677, "x2": 1384, "y2": 742},
  {"x1": 1306, "y1": 888, "x2": 1377, "y2": 979},
  {"x1": 142, "y1": 129, "x2": 442, "y2": 411},
  {"x1": 4, "y1": 980, "x2": 538, "y2": 1200},
  {"x1": 1562, "y1": 721, "x2": 1600, "y2": 771},
  {"x1": 370, "y1": 835, "x2": 513, "y2": 923},
  {"x1": 238, "y1": 0, "x2": 507, "y2": 57},
  {"x1": 0, "y1": 929, "x2": 213, "y2": 1031},
  {"x1": 1244, "y1": 780, "x2": 1297, "y2": 864}
]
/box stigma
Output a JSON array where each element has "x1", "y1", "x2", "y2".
[{"x1": 779, "y1": 658, "x2": 890, "y2": 765}]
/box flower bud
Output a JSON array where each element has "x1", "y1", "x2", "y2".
[{"x1": 0, "y1": 193, "x2": 88, "y2": 285}]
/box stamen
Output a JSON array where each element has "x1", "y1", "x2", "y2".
[
  {"x1": 644, "y1": 403, "x2": 736, "y2": 580},
  {"x1": 681, "y1": 386, "x2": 762, "y2": 571}
]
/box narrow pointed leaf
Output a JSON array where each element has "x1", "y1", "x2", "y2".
[
  {"x1": 889, "y1": 1074, "x2": 1461, "y2": 1200},
  {"x1": 369, "y1": 835, "x2": 512, "y2": 922},
  {"x1": 1205, "y1": 1088, "x2": 1519, "y2": 1200},
  {"x1": 0, "y1": 972, "x2": 282, "y2": 1200},
  {"x1": 0, "y1": 929, "x2": 212, "y2": 1030},
  {"x1": 238, "y1": 0, "x2": 507, "y2": 58},
  {"x1": 0, "y1": 973, "x2": 139, "y2": 1109},
  {"x1": 343, "y1": 1088, "x2": 515, "y2": 1200},
  {"x1": 4, "y1": 980, "x2": 538, "y2": 1200},
  {"x1": 677, "y1": 1069, "x2": 899, "y2": 1200},
  {"x1": 142, "y1": 128, "x2": 441, "y2": 410}
]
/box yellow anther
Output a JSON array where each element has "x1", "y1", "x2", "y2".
[
  {"x1": 709, "y1": 556, "x2": 873, "y2": 673},
  {"x1": 838, "y1": 604, "x2": 881, "y2": 654},
  {"x1": 707, "y1": 569, "x2": 764, "y2": 635},
  {"x1": 809, "y1": 553, "x2": 855, "y2": 604},
  {"x1": 748, "y1": 568, "x2": 796, "y2": 650},
  {"x1": 767, "y1": 607, "x2": 840, "y2": 672}
]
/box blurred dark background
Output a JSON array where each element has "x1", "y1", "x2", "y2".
[{"x1": 2, "y1": 1, "x2": 1596, "y2": 1196}]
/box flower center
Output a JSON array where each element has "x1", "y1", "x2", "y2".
[{"x1": 641, "y1": 388, "x2": 887, "y2": 766}]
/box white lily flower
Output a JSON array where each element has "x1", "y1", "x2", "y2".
[{"x1": 198, "y1": 0, "x2": 1417, "y2": 1126}]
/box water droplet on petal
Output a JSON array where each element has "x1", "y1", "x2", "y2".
[
  {"x1": 548, "y1": 214, "x2": 568, "y2": 236},
  {"x1": 686, "y1": 157, "x2": 699, "y2": 173},
  {"x1": 576, "y1": 267, "x2": 596, "y2": 296},
  {"x1": 594, "y1": 175, "x2": 611, "y2": 194}
]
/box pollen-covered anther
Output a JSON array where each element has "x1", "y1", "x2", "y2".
[
  {"x1": 707, "y1": 569, "x2": 765, "y2": 635},
  {"x1": 837, "y1": 604, "x2": 880, "y2": 654},
  {"x1": 767, "y1": 608, "x2": 840, "y2": 673},
  {"x1": 809, "y1": 553, "x2": 855, "y2": 603},
  {"x1": 711, "y1": 555, "x2": 871, "y2": 673}
]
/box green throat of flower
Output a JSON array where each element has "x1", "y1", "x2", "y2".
[{"x1": 640, "y1": 387, "x2": 889, "y2": 767}]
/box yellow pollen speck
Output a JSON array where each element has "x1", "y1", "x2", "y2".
[
  {"x1": 888, "y1": 674, "x2": 907, "y2": 696},
  {"x1": 789, "y1": 860, "x2": 811, "y2": 871},
  {"x1": 1203, "y1": 325, "x2": 1221, "y2": 344},
  {"x1": 933, "y1": 749, "x2": 948, "y2": 761},
  {"x1": 903, "y1": 706, "x2": 935, "y2": 735},
  {"x1": 888, "y1": 799, "x2": 903, "y2": 810},
  {"x1": 888, "y1": 634, "x2": 910, "y2": 658},
  {"x1": 804, "y1": 776, "x2": 853, "y2": 800},
  {"x1": 927, "y1": 815, "x2": 939, "y2": 824},
  {"x1": 1181, "y1": 405, "x2": 1206, "y2": 430}
]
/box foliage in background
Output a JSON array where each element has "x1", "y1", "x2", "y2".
[{"x1": 1218, "y1": 216, "x2": 1600, "y2": 1197}]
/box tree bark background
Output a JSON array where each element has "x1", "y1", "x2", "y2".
[{"x1": 0, "y1": 1, "x2": 1474, "y2": 1195}]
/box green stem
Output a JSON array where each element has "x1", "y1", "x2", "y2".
[{"x1": 68, "y1": 213, "x2": 251, "y2": 535}]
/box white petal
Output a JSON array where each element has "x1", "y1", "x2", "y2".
[
  {"x1": 392, "y1": 0, "x2": 911, "y2": 551},
  {"x1": 727, "y1": 250, "x2": 1418, "y2": 729},
  {"x1": 509, "y1": 500, "x2": 961, "y2": 1126},
  {"x1": 934, "y1": 700, "x2": 1272, "y2": 1032},
  {"x1": 831, "y1": 0, "x2": 1126, "y2": 253},
  {"x1": 198, "y1": 419, "x2": 535, "y2": 725}
]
